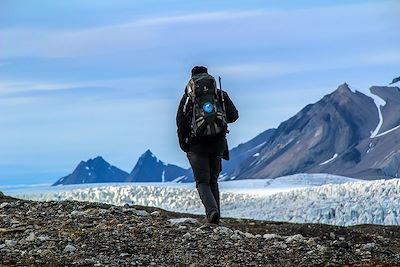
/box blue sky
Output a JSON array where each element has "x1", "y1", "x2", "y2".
[{"x1": 1, "y1": 0, "x2": 399, "y2": 185}]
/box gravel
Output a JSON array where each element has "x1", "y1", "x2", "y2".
[{"x1": 1, "y1": 194, "x2": 400, "y2": 266}]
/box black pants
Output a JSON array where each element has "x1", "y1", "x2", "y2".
[{"x1": 186, "y1": 151, "x2": 222, "y2": 219}]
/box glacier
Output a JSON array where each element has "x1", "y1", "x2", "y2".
[{"x1": 7, "y1": 174, "x2": 400, "y2": 226}]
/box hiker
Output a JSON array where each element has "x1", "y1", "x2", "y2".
[{"x1": 176, "y1": 66, "x2": 239, "y2": 224}]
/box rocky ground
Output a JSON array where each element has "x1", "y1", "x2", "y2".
[{"x1": 1, "y1": 191, "x2": 400, "y2": 267}]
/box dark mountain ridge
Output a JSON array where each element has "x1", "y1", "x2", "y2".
[
  {"x1": 53, "y1": 150, "x2": 188, "y2": 185},
  {"x1": 52, "y1": 156, "x2": 129, "y2": 186},
  {"x1": 125, "y1": 149, "x2": 188, "y2": 182},
  {"x1": 224, "y1": 84, "x2": 400, "y2": 180}
]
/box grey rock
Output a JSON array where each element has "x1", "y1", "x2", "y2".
[
  {"x1": 244, "y1": 232, "x2": 255, "y2": 238},
  {"x1": 230, "y1": 234, "x2": 242, "y2": 240},
  {"x1": 183, "y1": 232, "x2": 192, "y2": 239},
  {"x1": 363, "y1": 243, "x2": 376, "y2": 250},
  {"x1": 285, "y1": 234, "x2": 305, "y2": 243},
  {"x1": 131, "y1": 209, "x2": 149, "y2": 217},
  {"x1": 70, "y1": 210, "x2": 87, "y2": 217},
  {"x1": 63, "y1": 244, "x2": 77, "y2": 253},
  {"x1": 168, "y1": 218, "x2": 199, "y2": 225},
  {"x1": 5, "y1": 240, "x2": 17, "y2": 247},
  {"x1": 38, "y1": 235, "x2": 50, "y2": 241},
  {"x1": 195, "y1": 228, "x2": 204, "y2": 234},
  {"x1": 213, "y1": 226, "x2": 234, "y2": 236},
  {"x1": 307, "y1": 238, "x2": 317, "y2": 246},
  {"x1": 25, "y1": 232, "x2": 36, "y2": 242},
  {"x1": 0, "y1": 202, "x2": 10, "y2": 209},
  {"x1": 150, "y1": 211, "x2": 161, "y2": 216},
  {"x1": 263, "y1": 233, "x2": 280, "y2": 240}
]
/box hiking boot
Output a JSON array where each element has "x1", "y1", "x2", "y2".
[{"x1": 208, "y1": 210, "x2": 220, "y2": 225}]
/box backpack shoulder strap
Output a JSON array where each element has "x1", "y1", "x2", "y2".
[{"x1": 183, "y1": 94, "x2": 191, "y2": 113}]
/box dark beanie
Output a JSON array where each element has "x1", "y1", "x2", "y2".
[{"x1": 191, "y1": 66, "x2": 208, "y2": 77}]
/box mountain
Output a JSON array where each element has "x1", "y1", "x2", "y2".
[
  {"x1": 223, "y1": 83, "x2": 400, "y2": 180},
  {"x1": 53, "y1": 151, "x2": 189, "y2": 185},
  {"x1": 220, "y1": 128, "x2": 276, "y2": 181},
  {"x1": 53, "y1": 156, "x2": 129, "y2": 186},
  {"x1": 125, "y1": 149, "x2": 188, "y2": 182}
]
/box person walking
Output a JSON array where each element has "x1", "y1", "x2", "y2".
[{"x1": 176, "y1": 66, "x2": 238, "y2": 224}]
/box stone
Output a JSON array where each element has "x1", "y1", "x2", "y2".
[
  {"x1": 195, "y1": 228, "x2": 204, "y2": 234},
  {"x1": 263, "y1": 233, "x2": 280, "y2": 240},
  {"x1": 362, "y1": 243, "x2": 376, "y2": 250},
  {"x1": 63, "y1": 244, "x2": 77, "y2": 253},
  {"x1": 70, "y1": 210, "x2": 87, "y2": 217},
  {"x1": 285, "y1": 234, "x2": 305, "y2": 243},
  {"x1": 38, "y1": 236, "x2": 50, "y2": 241},
  {"x1": 307, "y1": 238, "x2": 317, "y2": 246},
  {"x1": 150, "y1": 211, "x2": 161, "y2": 216},
  {"x1": 122, "y1": 208, "x2": 149, "y2": 216},
  {"x1": 11, "y1": 219, "x2": 20, "y2": 226},
  {"x1": 213, "y1": 226, "x2": 234, "y2": 236},
  {"x1": 183, "y1": 232, "x2": 192, "y2": 239},
  {"x1": 26, "y1": 232, "x2": 36, "y2": 242},
  {"x1": 168, "y1": 218, "x2": 199, "y2": 225},
  {"x1": 0, "y1": 202, "x2": 10, "y2": 209},
  {"x1": 132, "y1": 209, "x2": 149, "y2": 217},
  {"x1": 5, "y1": 240, "x2": 17, "y2": 247},
  {"x1": 0, "y1": 191, "x2": 4, "y2": 198},
  {"x1": 244, "y1": 232, "x2": 255, "y2": 238},
  {"x1": 230, "y1": 234, "x2": 242, "y2": 240}
]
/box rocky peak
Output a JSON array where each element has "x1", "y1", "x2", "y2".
[
  {"x1": 88, "y1": 156, "x2": 108, "y2": 166},
  {"x1": 335, "y1": 83, "x2": 352, "y2": 94},
  {"x1": 127, "y1": 150, "x2": 186, "y2": 182},
  {"x1": 141, "y1": 149, "x2": 156, "y2": 160},
  {"x1": 135, "y1": 149, "x2": 160, "y2": 167}
]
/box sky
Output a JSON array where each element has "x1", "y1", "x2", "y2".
[{"x1": 0, "y1": 0, "x2": 399, "y2": 185}]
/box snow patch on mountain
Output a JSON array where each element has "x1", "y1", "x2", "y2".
[
  {"x1": 374, "y1": 124, "x2": 400, "y2": 138},
  {"x1": 370, "y1": 91, "x2": 386, "y2": 138},
  {"x1": 319, "y1": 154, "x2": 338, "y2": 166}
]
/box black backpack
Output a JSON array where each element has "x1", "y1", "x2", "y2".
[{"x1": 183, "y1": 73, "x2": 227, "y2": 137}]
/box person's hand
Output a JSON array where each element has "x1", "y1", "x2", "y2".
[{"x1": 179, "y1": 137, "x2": 189, "y2": 152}]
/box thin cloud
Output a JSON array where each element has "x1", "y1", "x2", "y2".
[
  {"x1": 215, "y1": 49, "x2": 400, "y2": 79},
  {"x1": 0, "y1": 86, "x2": 115, "y2": 99},
  {"x1": 0, "y1": 1, "x2": 393, "y2": 58}
]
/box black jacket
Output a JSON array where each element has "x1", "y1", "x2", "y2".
[{"x1": 176, "y1": 89, "x2": 238, "y2": 159}]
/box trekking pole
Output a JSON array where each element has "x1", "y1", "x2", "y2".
[
  {"x1": 218, "y1": 76, "x2": 229, "y2": 133},
  {"x1": 218, "y1": 76, "x2": 226, "y2": 111}
]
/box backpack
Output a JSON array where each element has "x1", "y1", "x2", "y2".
[{"x1": 183, "y1": 73, "x2": 227, "y2": 137}]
